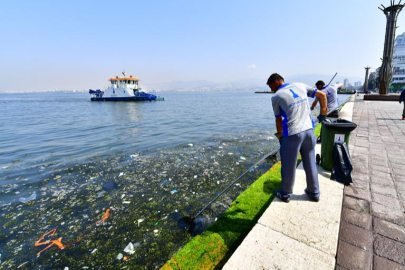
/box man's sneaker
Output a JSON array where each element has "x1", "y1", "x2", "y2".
[
  {"x1": 304, "y1": 189, "x2": 320, "y2": 202},
  {"x1": 274, "y1": 190, "x2": 290, "y2": 203}
]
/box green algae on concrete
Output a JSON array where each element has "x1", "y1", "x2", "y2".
[{"x1": 161, "y1": 161, "x2": 282, "y2": 270}]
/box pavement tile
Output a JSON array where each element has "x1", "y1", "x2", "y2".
[
  {"x1": 343, "y1": 196, "x2": 370, "y2": 213},
  {"x1": 389, "y1": 153, "x2": 405, "y2": 159},
  {"x1": 371, "y1": 183, "x2": 398, "y2": 198},
  {"x1": 353, "y1": 146, "x2": 369, "y2": 155},
  {"x1": 344, "y1": 186, "x2": 371, "y2": 201},
  {"x1": 355, "y1": 141, "x2": 370, "y2": 148},
  {"x1": 398, "y1": 189, "x2": 405, "y2": 201},
  {"x1": 384, "y1": 141, "x2": 398, "y2": 149},
  {"x1": 369, "y1": 143, "x2": 385, "y2": 150},
  {"x1": 374, "y1": 235, "x2": 405, "y2": 265},
  {"x1": 390, "y1": 158, "x2": 405, "y2": 165},
  {"x1": 336, "y1": 241, "x2": 372, "y2": 270},
  {"x1": 391, "y1": 163, "x2": 405, "y2": 170},
  {"x1": 370, "y1": 176, "x2": 395, "y2": 187},
  {"x1": 369, "y1": 170, "x2": 392, "y2": 179},
  {"x1": 352, "y1": 180, "x2": 369, "y2": 190},
  {"x1": 352, "y1": 172, "x2": 370, "y2": 182},
  {"x1": 341, "y1": 207, "x2": 371, "y2": 230},
  {"x1": 374, "y1": 218, "x2": 405, "y2": 243},
  {"x1": 335, "y1": 265, "x2": 350, "y2": 270},
  {"x1": 371, "y1": 155, "x2": 389, "y2": 162},
  {"x1": 372, "y1": 193, "x2": 402, "y2": 210},
  {"x1": 395, "y1": 175, "x2": 405, "y2": 183},
  {"x1": 370, "y1": 158, "x2": 388, "y2": 166},
  {"x1": 393, "y1": 168, "x2": 405, "y2": 176},
  {"x1": 374, "y1": 256, "x2": 405, "y2": 270},
  {"x1": 222, "y1": 225, "x2": 335, "y2": 270},
  {"x1": 339, "y1": 222, "x2": 373, "y2": 251},
  {"x1": 398, "y1": 182, "x2": 405, "y2": 192},
  {"x1": 353, "y1": 165, "x2": 369, "y2": 175},
  {"x1": 369, "y1": 148, "x2": 387, "y2": 155},
  {"x1": 371, "y1": 202, "x2": 405, "y2": 225},
  {"x1": 351, "y1": 154, "x2": 368, "y2": 164},
  {"x1": 369, "y1": 165, "x2": 391, "y2": 174}
]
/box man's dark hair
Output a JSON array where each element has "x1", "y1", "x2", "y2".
[
  {"x1": 315, "y1": 80, "x2": 325, "y2": 87},
  {"x1": 267, "y1": 73, "x2": 284, "y2": 85}
]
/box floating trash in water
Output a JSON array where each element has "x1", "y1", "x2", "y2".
[
  {"x1": 102, "y1": 182, "x2": 116, "y2": 191},
  {"x1": 19, "y1": 193, "x2": 36, "y2": 203},
  {"x1": 240, "y1": 156, "x2": 246, "y2": 160},
  {"x1": 34, "y1": 209, "x2": 110, "y2": 255},
  {"x1": 91, "y1": 248, "x2": 97, "y2": 254},
  {"x1": 124, "y1": 242, "x2": 136, "y2": 255},
  {"x1": 188, "y1": 144, "x2": 193, "y2": 147},
  {"x1": 117, "y1": 253, "x2": 123, "y2": 260},
  {"x1": 154, "y1": 229, "x2": 159, "y2": 234},
  {"x1": 123, "y1": 201, "x2": 131, "y2": 204},
  {"x1": 17, "y1": 261, "x2": 28, "y2": 268},
  {"x1": 0, "y1": 128, "x2": 278, "y2": 268},
  {"x1": 138, "y1": 219, "x2": 144, "y2": 227},
  {"x1": 119, "y1": 172, "x2": 124, "y2": 177}
]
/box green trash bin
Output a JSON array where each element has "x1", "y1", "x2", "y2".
[{"x1": 320, "y1": 118, "x2": 357, "y2": 171}]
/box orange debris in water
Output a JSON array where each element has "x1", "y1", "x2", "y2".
[{"x1": 35, "y1": 209, "x2": 110, "y2": 255}]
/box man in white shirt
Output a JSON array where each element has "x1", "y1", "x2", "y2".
[
  {"x1": 267, "y1": 73, "x2": 328, "y2": 203},
  {"x1": 310, "y1": 80, "x2": 343, "y2": 118}
]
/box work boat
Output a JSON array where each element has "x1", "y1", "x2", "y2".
[{"x1": 89, "y1": 74, "x2": 163, "y2": 101}]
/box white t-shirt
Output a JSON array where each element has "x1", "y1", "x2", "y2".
[
  {"x1": 271, "y1": 83, "x2": 317, "y2": 137},
  {"x1": 315, "y1": 84, "x2": 339, "y2": 112}
]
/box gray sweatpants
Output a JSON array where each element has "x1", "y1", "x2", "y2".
[{"x1": 280, "y1": 129, "x2": 320, "y2": 196}]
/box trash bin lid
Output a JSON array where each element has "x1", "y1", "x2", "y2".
[{"x1": 322, "y1": 118, "x2": 357, "y2": 132}]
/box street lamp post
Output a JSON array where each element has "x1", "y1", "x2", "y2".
[
  {"x1": 364, "y1": 66, "x2": 371, "y2": 93},
  {"x1": 378, "y1": 1, "x2": 404, "y2": 95}
]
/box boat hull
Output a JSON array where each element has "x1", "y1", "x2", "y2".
[{"x1": 91, "y1": 96, "x2": 158, "y2": 101}]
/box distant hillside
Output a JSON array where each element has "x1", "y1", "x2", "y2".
[{"x1": 146, "y1": 74, "x2": 363, "y2": 91}]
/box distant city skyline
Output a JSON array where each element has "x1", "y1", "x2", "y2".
[{"x1": 0, "y1": 0, "x2": 401, "y2": 92}]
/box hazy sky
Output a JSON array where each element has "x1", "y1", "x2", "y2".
[{"x1": 1, "y1": 0, "x2": 404, "y2": 91}]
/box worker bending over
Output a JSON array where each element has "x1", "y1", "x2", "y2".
[
  {"x1": 267, "y1": 73, "x2": 328, "y2": 203},
  {"x1": 310, "y1": 80, "x2": 343, "y2": 118}
]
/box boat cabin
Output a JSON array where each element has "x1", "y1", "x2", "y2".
[{"x1": 109, "y1": 75, "x2": 140, "y2": 91}]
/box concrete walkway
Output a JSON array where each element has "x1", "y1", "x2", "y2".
[
  {"x1": 223, "y1": 97, "x2": 355, "y2": 270},
  {"x1": 335, "y1": 96, "x2": 405, "y2": 269}
]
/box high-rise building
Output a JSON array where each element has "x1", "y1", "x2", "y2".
[
  {"x1": 354, "y1": 81, "x2": 362, "y2": 87},
  {"x1": 392, "y1": 32, "x2": 405, "y2": 84},
  {"x1": 344, "y1": 79, "x2": 349, "y2": 87}
]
